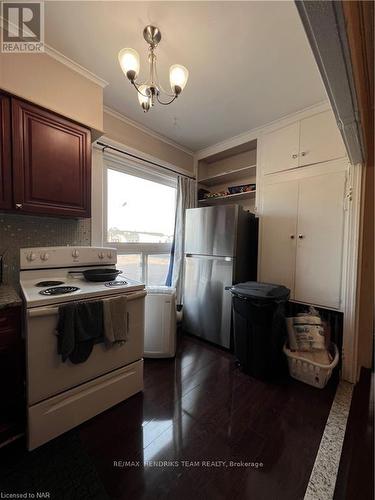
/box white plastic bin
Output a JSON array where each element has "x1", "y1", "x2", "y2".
[
  {"x1": 144, "y1": 286, "x2": 176, "y2": 358},
  {"x1": 283, "y1": 343, "x2": 339, "y2": 389}
]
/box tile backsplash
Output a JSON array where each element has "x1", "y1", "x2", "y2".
[{"x1": 0, "y1": 213, "x2": 91, "y2": 286}]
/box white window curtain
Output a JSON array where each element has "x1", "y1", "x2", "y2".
[{"x1": 166, "y1": 176, "x2": 197, "y2": 303}]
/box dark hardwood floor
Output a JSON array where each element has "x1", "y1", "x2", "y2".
[
  {"x1": 79, "y1": 334, "x2": 338, "y2": 500},
  {"x1": 334, "y1": 368, "x2": 374, "y2": 500}
]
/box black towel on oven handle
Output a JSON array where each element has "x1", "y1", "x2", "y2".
[{"x1": 57, "y1": 300, "x2": 104, "y2": 364}]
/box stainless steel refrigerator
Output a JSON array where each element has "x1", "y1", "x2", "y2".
[{"x1": 182, "y1": 205, "x2": 258, "y2": 348}]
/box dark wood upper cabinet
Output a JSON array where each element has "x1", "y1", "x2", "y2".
[
  {"x1": 0, "y1": 94, "x2": 12, "y2": 210},
  {"x1": 11, "y1": 98, "x2": 91, "y2": 218}
]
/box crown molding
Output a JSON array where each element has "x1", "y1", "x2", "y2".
[
  {"x1": 0, "y1": 16, "x2": 107, "y2": 88},
  {"x1": 195, "y1": 100, "x2": 330, "y2": 161},
  {"x1": 44, "y1": 44, "x2": 109, "y2": 88},
  {"x1": 103, "y1": 105, "x2": 194, "y2": 156}
]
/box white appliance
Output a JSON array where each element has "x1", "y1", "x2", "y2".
[
  {"x1": 144, "y1": 286, "x2": 176, "y2": 358},
  {"x1": 20, "y1": 246, "x2": 146, "y2": 450}
]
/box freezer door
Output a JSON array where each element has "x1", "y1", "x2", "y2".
[
  {"x1": 182, "y1": 255, "x2": 233, "y2": 348},
  {"x1": 185, "y1": 206, "x2": 238, "y2": 257}
]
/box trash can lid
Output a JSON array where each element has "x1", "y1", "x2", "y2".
[{"x1": 230, "y1": 281, "x2": 290, "y2": 301}]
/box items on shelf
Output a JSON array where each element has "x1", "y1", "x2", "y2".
[
  {"x1": 204, "y1": 190, "x2": 229, "y2": 199},
  {"x1": 198, "y1": 183, "x2": 256, "y2": 201},
  {"x1": 228, "y1": 183, "x2": 256, "y2": 194},
  {"x1": 198, "y1": 188, "x2": 212, "y2": 200}
]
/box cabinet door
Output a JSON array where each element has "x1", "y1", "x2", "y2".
[
  {"x1": 294, "y1": 171, "x2": 346, "y2": 308},
  {"x1": 261, "y1": 122, "x2": 299, "y2": 175},
  {"x1": 0, "y1": 94, "x2": 12, "y2": 210},
  {"x1": 0, "y1": 307, "x2": 23, "y2": 395},
  {"x1": 259, "y1": 180, "x2": 299, "y2": 296},
  {"x1": 299, "y1": 111, "x2": 346, "y2": 167},
  {"x1": 12, "y1": 98, "x2": 91, "y2": 217}
]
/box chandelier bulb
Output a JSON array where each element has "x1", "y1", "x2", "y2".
[
  {"x1": 169, "y1": 65, "x2": 189, "y2": 95},
  {"x1": 118, "y1": 48, "x2": 140, "y2": 81},
  {"x1": 138, "y1": 84, "x2": 151, "y2": 111}
]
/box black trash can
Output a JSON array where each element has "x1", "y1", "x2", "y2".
[{"x1": 230, "y1": 281, "x2": 290, "y2": 380}]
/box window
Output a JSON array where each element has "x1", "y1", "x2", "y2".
[
  {"x1": 116, "y1": 254, "x2": 142, "y2": 282},
  {"x1": 105, "y1": 164, "x2": 176, "y2": 286}
]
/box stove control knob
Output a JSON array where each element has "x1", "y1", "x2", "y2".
[
  {"x1": 40, "y1": 252, "x2": 49, "y2": 261},
  {"x1": 98, "y1": 252, "x2": 105, "y2": 259},
  {"x1": 72, "y1": 249, "x2": 80, "y2": 259},
  {"x1": 27, "y1": 252, "x2": 37, "y2": 262},
  {"x1": 107, "y1": 252, "x2": 113, "y2": 259}
]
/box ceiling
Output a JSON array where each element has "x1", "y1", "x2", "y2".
[{"x1": 44, "y1": 1, "x2": 327, "y2": 152}]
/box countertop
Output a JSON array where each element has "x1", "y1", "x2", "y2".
[{"x1": 0, "y1": 285, "x2": 22, "y2": 310}]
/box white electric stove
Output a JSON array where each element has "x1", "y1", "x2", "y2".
[
  {"x1": 20, "y1": 245, "x2": 144, "y2": 308},
  {"x1": 20, "y1": 246, "x2": 146, "y2": 450}
]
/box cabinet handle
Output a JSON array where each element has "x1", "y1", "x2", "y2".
[
  {"x1": 290, "y1": 235, "x2": 295, "y2": 239},
  {"x1": 292, "y1": 154, "x2": 298, "y2": 159},
  {"x1": 298, "y1": 234, "x2": 304, "y2": 239},
  {"x1": 15, "y1": 203, "x2": 23, "y2": 209},
  {"x1": 301, "y1": 151, "x2": 307, "y2": 157}
]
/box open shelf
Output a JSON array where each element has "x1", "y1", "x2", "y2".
[
  {"x1": 198, "y1": 190, "x2": 256, "y2": 204},
  {"x1": 198, "y1": 164, "x2": 256, "y2": 186}
]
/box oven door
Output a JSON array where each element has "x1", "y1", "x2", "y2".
[{"x1": 27, "y1": 290, "x2": 146, "y2": 405}]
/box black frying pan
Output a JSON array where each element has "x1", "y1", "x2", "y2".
[{"x1": 69, "y1": 269, "x2": 122, "y2": 282}]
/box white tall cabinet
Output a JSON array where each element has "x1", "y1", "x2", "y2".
[
  {"x1": 294, "y1": 170, "x2": 346, "y2": 308},
  {"x1": 259, "y1": 164, "x2": 347, "y2": 309},
  {"x1": 258, "y1": 104, "x2": 348, "y2": 311},
  {"x1": 259, "y1": 180, "x2": 299, "y2": 293}
]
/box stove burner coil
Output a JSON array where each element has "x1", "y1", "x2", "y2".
[
  {"x1": 36, "y1": 281, "x2": 65, "y2": 287},
  {"x1": 104, "y1": 280, "x2": 128, "y2": 287},
  {"x1": 39, "y1": 286, "x2": 80, "y2": 296}
]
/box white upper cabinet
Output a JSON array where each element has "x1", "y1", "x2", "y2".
[
  {"x1": 261, "y1": 123, "x2": 299, "y2": 175},
  {"x1": 260, "y1": 109, "x2": 346, "y2": 175},
  {"x1": 299, "y1": 112, "x2": 347, "y2": 167}
]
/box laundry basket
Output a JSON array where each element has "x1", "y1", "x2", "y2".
[{"x1": 283, "y1": 343, "x2": 339, "y2": 389}]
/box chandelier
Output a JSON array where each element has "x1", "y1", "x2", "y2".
[{"x1": 118, "y1": 25, "x2": 189, "y2": 112}]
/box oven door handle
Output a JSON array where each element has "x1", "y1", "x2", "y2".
[
  {"x1": 28, "y1": 307, "x2": 60, "y2": 318},
  {"x1": 27, "y1": 291, "x2": 146, "y2": 318}
]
